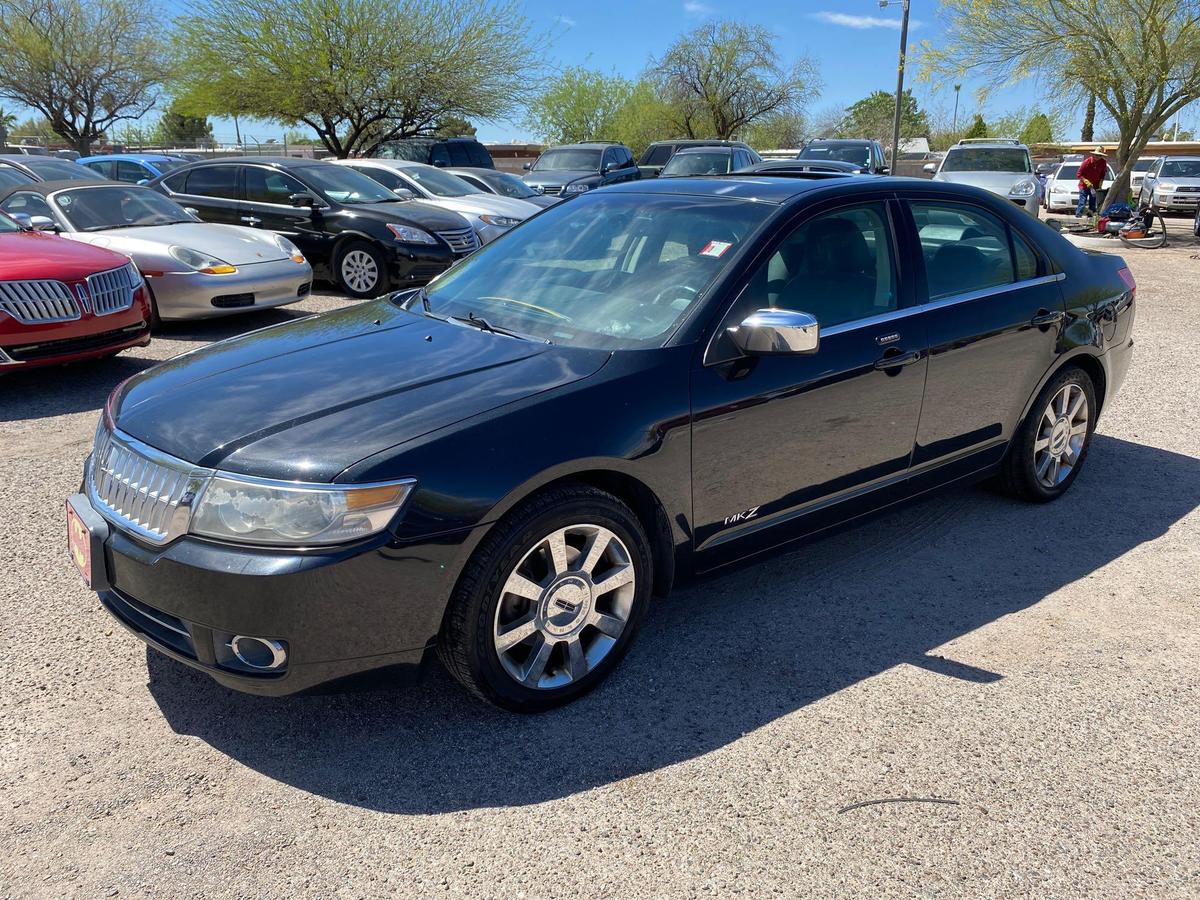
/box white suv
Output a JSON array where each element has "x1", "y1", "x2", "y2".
[{"x1": 925, "y1": 139, "x2": 1042, "y2": 217}]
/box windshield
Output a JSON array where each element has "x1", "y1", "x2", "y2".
[
  {"x1": 486, "y1": 170, "x2": 540, "y2": 199},
  {"x1": 1055, "y1": 163, "x2": 1114, "y2": 182},
  {"x1": 661, "y1": 151, "x2": 731, "y2": 176},
  {"x1": 295, "y1": 164, "x2": 397, "y2": 203},
  {"x1": 799, "y1": 143, "x2": 870, "y2": 166},
  {"x1": 1133, "y1": 158, "x2": 1156, "y2": 172},
  {"x1": 941, "y1": 148, "x2": 1031, "y2": 173},
  {"x1": 402, "y1": 165, "x2": 480, "y2": 197},
  {"x1": 0, "y1": 210, "x2": 21, "y2": 232},
  {"x1": 52, "y1": 185, "x2": 193, "y2": 231},
  {"x1": 153, "y1": 158, "x2": 187, "y2": 173},
  {"x1": 1160, "y1": 159, "x2": 1200, "y2": 178},
  {"x1": 29, "y1": 159, "x2": 97, "y2": 180},
  {"x1": 418, "y1": 192, "x2": 771, "y2": 349},
  {"x1": 0, "y1": 165, "x2": 36, "y2": 190},
  {"x1": 532, "y1": 149, "x2": 602, "y2": 172}
]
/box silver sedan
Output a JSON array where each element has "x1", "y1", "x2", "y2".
[{"x1": 0, "y1": 181, "x2": 312, "y2": 322}]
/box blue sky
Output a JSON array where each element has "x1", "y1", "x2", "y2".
[{"x1": 12, "y1": 0, "x2": 1179, "y2": 145}]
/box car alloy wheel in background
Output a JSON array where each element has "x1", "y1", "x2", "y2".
[{"x1": 337, "y1": 242, "x2": 385, "y2": 298}]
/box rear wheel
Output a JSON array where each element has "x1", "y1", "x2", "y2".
[
  {"x1": 336, "y1": 240, "x2": 387, "y2": 298},
  {"x1": 438, "y1": 484, "x2": 651, "y2": 712},
  {"x1": 999, "y1": 367, "x2": 1096, "y2": 502}
]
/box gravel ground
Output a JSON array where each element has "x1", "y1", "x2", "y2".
[{"x1": 2, "y1": 245, "x2": 1197, "y2": 899}]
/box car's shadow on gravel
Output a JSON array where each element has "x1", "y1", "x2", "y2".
[{"x1": 146, "y1": 434, "x2": 1200, "y2": 814}]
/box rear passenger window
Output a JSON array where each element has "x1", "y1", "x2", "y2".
[
  {"x1": 162, "y1": 171, "x2": 188, "y2": 193},
  {"x1": 184, "y1": 165, "x2": 238, "y2": 199},
  {"x1": 429, "y1": 144, "x2": 451, "y2": 167},
  {"x1": 910, "y1": 202, "x2": 1017, "y2": 300},
  {"x1": 467, "y1": 143, "x2": 492, "y2": 167},
  {"x1": 1013, "y1": 230, "x2": 1039, "y2": 280},
  {"x1": 446, "y1": 142, "x2": 471, "y2": 166}
]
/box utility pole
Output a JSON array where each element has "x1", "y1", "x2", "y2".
[
  {"x1": 953, "y1": 83, "x2": 961, "y2": 131},
  {"x1": 879, "y1": 0, "x2": 911, "y2": 169}
]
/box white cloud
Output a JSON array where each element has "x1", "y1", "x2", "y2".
[
  {"x1": 683, "y1": 1, "x2": 714, "y2": 16},
  {"x1": 554, "y1": 14, "x2": 576, "y2": 28},
  {"x1": 811, "y1": 11, "x2": 920, "y2": 30}
]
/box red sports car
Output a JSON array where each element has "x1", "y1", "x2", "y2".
[{"x1": 0, "y1": 210, "x2": 151, "y2": 370}]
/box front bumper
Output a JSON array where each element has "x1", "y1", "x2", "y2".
[
  {"x1": 1151, "y1": 191, "x2": 1200, "y2": 210},
  {"x1": 149, "y1": 258, "x2": 313, "y2": 321},
  {"x1": 0, "y1": 293, "x2": 150, "y2": 370},
  {"x1": 74, "y1": 485, "x2": 483, "y2": 695}
]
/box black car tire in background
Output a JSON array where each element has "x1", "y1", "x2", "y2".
[
  {"x1": 438, "y1": 484, "x2": 652, "y2": 712},
  {"x1": 335, "y1": 239, "x2": 388, "y2": 299},
  {"x1": 998, "y1": 366, "x2": 1097, "y2": 503}
]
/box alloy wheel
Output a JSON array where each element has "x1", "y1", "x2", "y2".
[
  {"x1": 340, "y1": 249, "x2": 379, "y2": 294},
  {"x1": 492, "y1": 523, "x2": 636, "y2": 690},
  {"x1": 1034, "y1": 382, "x2": 1089, "y2": 489}
]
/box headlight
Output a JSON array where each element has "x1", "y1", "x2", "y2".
[
  {"x1": 479, "y1": 214, "x2": 522, "y2": 228},
  {"x1": 169, "y1": 246, "x2": 237, "y2": 275},
  {"x1": 270, "y1": 233, "x2": 306, "y2": 264},
  {"x1": 190, "y1": 475, "x2": 415, "y2": 546},
  {"x1": 1156, "y1": 181, "x2": 1176, "y2": 192},
  {"x1": 1010, "y1": 179, "x2": 1037, "y2": 196},
  {"x1": 386, "y1": 223, "x2": 436, "y2": 244},
  {"x1": 564, "y1": 183, "x2": 590, "y2": 194}
]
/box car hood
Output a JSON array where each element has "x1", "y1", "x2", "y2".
[
  {"x1": 423, "y1": 194, "x2": 539, "y2": 220},
  {"x1": 1152, "y1": 175, "x2": 1200, "y2": 187},
  {"x1": 934, "y1": 171, "x2": 1036, "y2": 194},
  {"x1": 112, "y1": 298, "x2": 611, "y2": 481},
  {"x1": 69, "y1": 222, "x2": 289, "y2": 266},
  {"x1": 0, "y1": 230, "x2": 130, "y2": 281},
  {"x1": 523, "y1": 170, "x2": 595, "y2": 189},
  {"x1": 339, "y1": 199, "x2": 471, "y2": 232}
]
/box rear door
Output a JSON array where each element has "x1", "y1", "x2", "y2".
[
  {"x1": 901, "y1": 196, "x2": 1065, "y2": 477},
  {"x1": 171, "y1": 164, "x2": 242, "y2": 225}
]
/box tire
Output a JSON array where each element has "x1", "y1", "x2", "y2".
[
  {"x1": 438, "y1": 484, "x2": 652, "y2": 712},
  {"x1": 998, "y1": 366, "x2": 1097, "y2": 503},
  {"x1": 335, "y1": 240, "x2": 388, "y2": 299}
]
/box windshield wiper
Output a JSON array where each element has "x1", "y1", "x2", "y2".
[{"x1": 449, "y1": 312, "x2": 538, "y2": 342}]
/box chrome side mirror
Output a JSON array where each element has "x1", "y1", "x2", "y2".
[
  {"x1": 923, "y1": 162, "x2": 937, "y2": 174},
  {"x1": 29, "y1": 215, "x2": 58, "y2": 232},
  {"x1": 391, "y1": 187, "x2": 416, "y2": 201},
  {"x1": 728, "y1": 309, "x2": 819, "y2": 355},
  {"x1": 183, "y1": 207, "x2": 201, "y2": 219}
]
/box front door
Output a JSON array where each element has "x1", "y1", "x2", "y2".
[
  {"x1": 691, "y1": 199, "x2": 928, "y2": 569},
  {"x1": 240, "y1": 165, "x2": 330, "y2": 265}
]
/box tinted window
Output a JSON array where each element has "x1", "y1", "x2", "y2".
[
  {"x1": 742, "y1": 203, "x2": 897, "y2": 328},
  {"x1": 115, "y1": 161, "x2": 148, "y2": 183},
  {"x1": 1132, "y1": 158, "x2": 1156, "y2": 172},
  {"x1": 466, "y1": 143, "x2": 492, "y2": 167},
  {"x1": 245, "y1": 167, "x2": 306, "y2": 204},
  {"x1": 643, "y1": 144, "x2": 675, "y2": 166},
  {"x1": 911, "y1": 201, "x2": 1016, "y2": 299},
  {"x1": 184, "y1": 165, "x2": 239, "y2": 199},
  {"x1": 429, "y1": 144, "x2": 451, "y2": 167},
  {"x1": 1013, "y1": 230, "x2": 1039, "y2": 281},
  {"x1": 661, "y1": 151, "x2": 731, "y2": 176},
  {"x1": 162, "y1": 170, "x2": 188, "y2": 192},
  {"x1": 941, "y1": 148, "x2": 1031, "y2": 173},
  {"x1": 799, "y1": 142, "x2": 871, "y2": 167},
  {"x1": 0, "y1": 166, "x2": 36, "y2": 190},
  {"x1": 532, "y1": 149, "x2": 602, "y2": 172},
  {"x1": 84, "y1": 161, "x2": 114, "y2": 179}
]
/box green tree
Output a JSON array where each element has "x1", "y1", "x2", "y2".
[
  {"x1": 1020, "y1": 112, "x2": 1055, "y2": 144},
  {"x1": 172, "y1": 0, "x2": 545, "y2": 158},
  {"x1": 434, "y1": 115, "x2": 477, "y2": 138},
  {"x1": 609, "y1": 80, "x2": 679, "y2": 156},
  {"x1": 840, "y1": 90, "x2": 929, "y2": 144},
  {"x1": 964, "y1": 113, "x2": 988, "y2": 139},
  {"x1": 922, "y1": 0, "x2": 1200, "y2": 209},
  {"x1": 158, "y1": 101, "x2": 214, "y2": 146},
  {"x1": 11, "y1": 116, "x2": 57, "y2": 143},
  {"x1": 525, "y1": 67, "x2": 633, "y2": 144},
  {"x1": 649, "y1": 20, "x2": 820, "y2": 139},
  {"x1": 0, "y1": 0, "x2": 167, "y2": 154},
  {"x1": 743, "y1": 112, "x2": 807, "y2": 150},
  {"x1": 0, "y1": 106, "x2": 15, "y2": 145}
]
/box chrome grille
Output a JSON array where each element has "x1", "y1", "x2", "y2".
[
  {"x1": 0, "y1": 279, "x2": 80, "y2": 323},
  {"x1": 88, "y1": 423, "x2": 212, "y2": 544},
  {"x1": 540, "y1": 186, "x2": 563, "y2": 196},
  {"x1": 87, "y1": 264, "x2": 136, "y2": 316},
  {"x1": 436, "y1": 228, "x2": 480, "y2": 255}
]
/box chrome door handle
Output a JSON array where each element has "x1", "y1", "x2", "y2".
[
  {"x1": 873, "y1": 349, "x2": 922, "y2": 371},
  {"x1": 240, "y1": 216, "x2": 262, "y2": 226},
  {"x1": 1031, "y1": 308, "x2": 1064, "y2": 328}
]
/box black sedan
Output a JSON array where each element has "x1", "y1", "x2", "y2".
[
  {"x1": 146, "y1": 157, "x2": 479, "y2": 298},
  {"x1": 67, "y1": 174, "x2": 1136, "y2": 711}
]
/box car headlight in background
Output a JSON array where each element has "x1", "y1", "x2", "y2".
[
  {"x1": 1155, "y1": 181, "x2": 1176, "y2": 193},
  {"x1": 1010, "y1": 180, "x2": 1037, "y2": 196},
  {"x1": 479, "y1": 214, "x2": 522, "y2": 228},
  {"x1": 564, "y1": 183, "x2": 590, "y2": 194},
  {"x1": 386, "y1": 223, "x2": 437, "y2": 244},
  {"x1": 169, "y1": 246, "x2": 237, "y2": 275},
  {"x1": 190, "y1": 475, "x2": 415, "y2": 546},
  {"x1": 270, "y1": 233, "x2": 306, "y2": 264}
]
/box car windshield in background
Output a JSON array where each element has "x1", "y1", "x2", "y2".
[
  {"x1": 1160, "y1": 160, "x2": 1200, "y2": 178},
  {"x1": 403, "y1": 166, "x2": 480, "y2": 197},
  {"x1": 296, "y1": 164, "x2": 396, "y2": 204},
  {"x1": 661, "y1": 152, "x2": 730, "y2": 176},
  {"x1": 941, "y1": 149, "x2": 1031, "y2": 173},
  {"x1": 799, "y1": 143, "x2": 869, "y2": 166},
  {"x1": 1055, "y1": 165, "x2": 1080, "y2": 181},
  {"x1": 487, "y1": 171, "x2": 541, "y2": 199},
  {"x1": 153, "y1": 159, "x2": 187, "y2": 173},
  {"x1": 52, "y1": 186, "x2": 193, "y2": 231},
  {"x1": 0, "y1": 166, "x2": 35, "y2": 190},
  {"x1": 532, "y1": 149, "x2": 602, "y2": 172},
  {"x1": 30, "y1": 160, "x2": 96, "y2": 180},
  {"x1": 1133, "y1": 158, "x2": 1157, "y2": 172},
  {"x1": 417, "y1": 192, "x2": 771, "y2": 350}
]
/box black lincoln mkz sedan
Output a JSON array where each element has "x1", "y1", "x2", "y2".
[
  {"x1": 67, "y1": 174, "x2": 1136, "y2": 711},
  {"x1": 147, "y1": 157, "x2": 478, "y2": 298}
]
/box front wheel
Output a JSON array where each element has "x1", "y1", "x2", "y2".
[
  {"x1": 999, "y1": 367, "x2": 1096, "y2": 502},
  {"x1": 438, "y1": 484, "x2": 651, "y2": 712},
  {"x1": 336, "y1": 240, "x2": 388, "y2": 299}
]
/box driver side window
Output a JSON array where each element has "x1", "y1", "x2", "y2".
[{"x1": 739, "y1": 202, "x2": 898, "y2": 329}]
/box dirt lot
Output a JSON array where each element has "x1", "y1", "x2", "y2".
[{"x1": 2, "y1": 238, "x2": 1197, "y2": 898}]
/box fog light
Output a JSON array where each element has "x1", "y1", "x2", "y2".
[{"x1": 229, "y1": 635, "x2": 288, "y2": 670}]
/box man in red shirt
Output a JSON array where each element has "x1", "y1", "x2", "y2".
[{"x1": 1076, "y1": 147, "x2": 1108, "y2": 217}]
